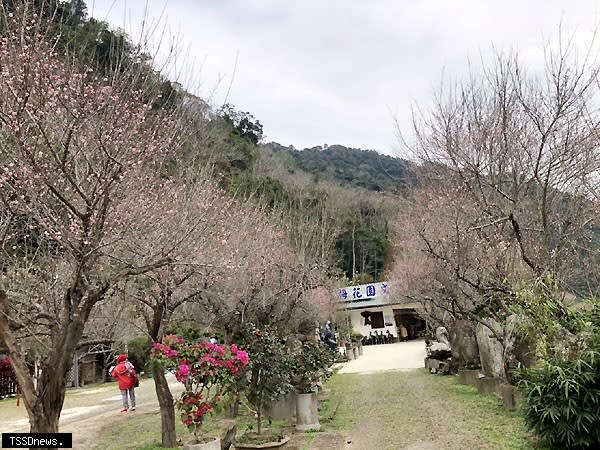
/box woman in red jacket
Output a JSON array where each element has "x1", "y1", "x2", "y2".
[{"x1": 111, "y1": 354, "x2": 138, "y2": 413}]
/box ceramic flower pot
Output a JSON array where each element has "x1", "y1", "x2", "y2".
[
  {"x1": 184, "y1": 437, "x2": 220, "y2": 450},
  {"x1": 233, "y1": 435, "x2": 290, "y2": 449},
  {"x1": 345, "y1": 343, "x2": 355, "y2": 360}
]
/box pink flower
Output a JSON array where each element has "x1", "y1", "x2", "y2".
[
  {"x1": 166, "y1": 349, "x2": 180, "y2": 358},
  {"x1": 175, "y1": 363, "x2": 191, "y2": 383},
  {"x1": 236, "y1": 350, "x2": 249, "y2": 366}
]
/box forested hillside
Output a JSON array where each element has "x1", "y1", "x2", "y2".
[
  {"x1": 263, "y1": 142, "x2": 417, "y2": 193},
  {"x1": 230, "y1": 141, "x2": 413, "y2": 283}
]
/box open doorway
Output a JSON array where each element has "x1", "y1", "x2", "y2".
[{"x1": 393, "y1": 308, "x2": 426, "y2": 340}]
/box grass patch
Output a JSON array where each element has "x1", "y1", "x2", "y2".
[
  {"x1": 318, "y1": 378, "x2": 356, "y2": 432},
  {"x1": 413, "y1": 370, "x2": 543, "y2": 449},
  {"x1": 94, "y1": 403, "x2": 295, "y2": 450},
  {"x1": 93, "y1": 411, "x2": 189, "y2": 450}
]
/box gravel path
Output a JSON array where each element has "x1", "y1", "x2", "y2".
[{"x1": 308, "y1": 341, "x2": 532, "y2": 450}]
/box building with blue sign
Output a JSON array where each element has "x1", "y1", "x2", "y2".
[{"x1": 337, "y1": 282, "x2": 427, "y2": 341}]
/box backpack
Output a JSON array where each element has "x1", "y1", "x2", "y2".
[{"x1": 125, "y1": 361, "x2": 139, "y2": 388}]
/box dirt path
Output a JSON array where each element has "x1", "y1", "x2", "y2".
[
  {"x1": 0, "y1": 374, "x2": 183, "y2": 450},
  {"x1": 309, "y1": 370, "x2": 532, "y2": 450}
]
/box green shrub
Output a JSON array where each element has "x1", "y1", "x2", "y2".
[
  {"x1": 127, "y1": 337, "x2": 152, "y2": 373},
  {"x1": 516, "y1": 301, "x2": 600, "y2": 449},
  {"x1": 290, "y1": 341, "x2": 335, "y2": 393}
]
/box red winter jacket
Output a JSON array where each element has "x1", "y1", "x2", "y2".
[{"x1": 111, "y1": 355, "x2": 137, "y2": 390}]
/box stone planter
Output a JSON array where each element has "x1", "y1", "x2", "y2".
[
  {"x1": 266, "y1": 392, "x2": 296, "y2": 421},
  {"x1": 424, "y1": 357, "x2": 451, "y2": 374},
  {"x1": 295, "y1": 392, "x2": 320, "y2": 431},
  {"x1": 476, "y1": 377, "x2": 504, "y2": 396},
  {"x1": 458, "y1": 368, "x2": 481, "y2": 386},
  {"x1": 233, "y1": 435, "x2": 290, "y2": 449},
  {"x1": 184, "y1": 437, "x2": 220, "y2": 450},
  {"x1": 498, "y1": 383, "x2": 521, "y2": 411},
  {"x1": 317, "y1": 388, "x2": 331, "y2": 403}
]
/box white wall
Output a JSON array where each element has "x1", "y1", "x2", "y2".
[{"x1": 345, "y1": 305, "x2": 398, "y2": 338}]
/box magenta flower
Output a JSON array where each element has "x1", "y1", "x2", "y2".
[
  {"x1": 236, "y1": 350, "x2": 249, "y2": 366},
  {"x1": 176, "y1": 363, "x2": 191, "y2": 382},
  {"x1": 166, "y1": 349, "x2": 180, "y2": 358}
]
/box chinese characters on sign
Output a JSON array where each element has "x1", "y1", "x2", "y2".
[{"x1": 339, "y1": 282, "x2": 391, "y2": 302}]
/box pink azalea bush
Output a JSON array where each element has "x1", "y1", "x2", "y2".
[
  {"x1": 0, "y1": 357, "x2": 14, "y2": 378},
  {"x1": 151, "y1": 334, "x2": 249, "y2": 442}
]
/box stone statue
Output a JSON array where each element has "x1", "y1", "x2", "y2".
[
  {"x1": 428, "y1": 326, "x2": 452, "y2": 358},
  {"x1": 425, "y1": 326, "x2": 453, "y2": 374},
  {"x1": 435, "y1": 326, "x2": 450, "y2": 346}
]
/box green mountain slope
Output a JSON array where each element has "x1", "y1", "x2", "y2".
[{"x1": 263, "y1": 142, "x2": 417, "y2": 193}]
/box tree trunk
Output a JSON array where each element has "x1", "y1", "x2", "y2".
[
  {"x1": 257, "y1": 398, "x2": 262, "y2": 436},
  {"x1": 0, "y1": 290, "x2": 84, "y2": 450},
  {"x1": 24, "y1": 346, "x2": 77, "y2": 450},
  {"x1": 225, "y1": 392, "x2": 240, "y2": 418},
  {"x1": 148, "y1": 302, "x2": 177, "y2": 449},
  {"x1": 28, "y1": 405, "x2": 61, "y2": 450},
  {"x1": 153, "y1": 366, "x2": 177, "y2": 448},
  {"x1": 29, "y1": 403, "x2": 60, "y2": 433}
]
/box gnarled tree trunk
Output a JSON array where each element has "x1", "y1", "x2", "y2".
[
  {"x1": 1, "y1": 289, "x2": 86, "y2": 450},
  {"x1": 153, "y1": 367, "x2": 177, "y2": 447},
  {"x1": 147, "y1": 303, "x2": 177, "y2": 448}
]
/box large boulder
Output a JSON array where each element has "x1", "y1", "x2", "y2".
[
  {"x1": 475, "y1": 320, "x2": 505, "y2": 378},
  {"x1": 449, "y1": 320, "x2": 479, "y2": 368},
  {"x1": 503, "y1": 314, "x2": 535, "y2": 382}
]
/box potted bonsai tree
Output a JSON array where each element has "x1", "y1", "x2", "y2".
[
  {"x1": 234, "y1": 323, "x2": 293, "y2": 449},
  {"x1": 151, "y1": 334, "x2": 249, "y2": 450},
  {"x1": 291, "y1": 341, "x2": 335, "y2": 431}
]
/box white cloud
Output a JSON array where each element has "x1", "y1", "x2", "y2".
[{"x1": 89, "y1": 0, "x2": 600, "y2": 155}]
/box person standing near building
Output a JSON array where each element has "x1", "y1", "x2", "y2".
[
  {"x1": 111, "y1": 354, "x2": 137, "y2": 413},
  {"x1": 400, "y1": 324, "x2": 409, "y2": 342}
]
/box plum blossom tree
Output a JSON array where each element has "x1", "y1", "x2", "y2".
[
  {"x1": 405, "y1": 46, "x2": 600, "y2": 295},
  {"x1": 127, "y1": 178, "x2": 244, "y2": 447},
  {"x1": 0, "y1": 5, "x2": 187, "y2": 435},
  {"x1": 394, "y1": 38, "x2": 600, "y2": 368},
  {"x1": 192, "y1": 202, "x2": 330, "y2": 340}
]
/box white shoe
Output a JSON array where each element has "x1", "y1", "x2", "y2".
[{"x1": 131, "y1": 407, "x2": 136, "y2": 411}]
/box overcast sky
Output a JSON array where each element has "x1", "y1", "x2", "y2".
[{"x1": 88, "y1": 1, "x2": 599, "y2": 155}]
